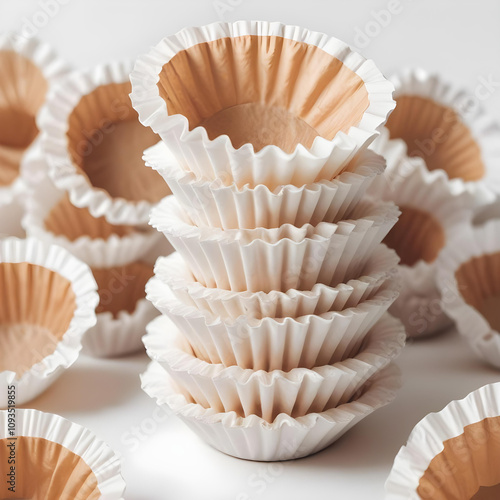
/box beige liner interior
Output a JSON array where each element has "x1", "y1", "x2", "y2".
[
  {"x1": 0, "y1": 50, "x2": 47, "y2": 186},
  {"x1": 455, "y1": 252, "x2": 500, "y2": 332},
  {"x1": 386, "y1": 95, "x2": 485, "y2": 181},
  {"x1": 45, "y1": 193, "x2": 132, "y2": 241},
  {"x1": 383, "y1": 206, "x2": 445, "y2": 267},
  {"x1": 418, "y1": 416, "x2": 500, "y2": 499},
  {"x1": 0, "y1": 262, "x2": 76, "y2": 377},
  {"x1": 0, "y1": 436, "x2": 100, "y2": 499},
  {"x1": 67, "y1": 81, "x2": 170, "y2": 202},
  {"x1": 92, "y1": 261, "x2": 153, "y2": 317},
  {"x1": 158, "y1": 35, "x2": 370, "y2": 152}
]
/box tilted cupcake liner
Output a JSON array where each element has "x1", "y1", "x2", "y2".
[
  {"x1": 385, "y1": 67, "x2": 500, "y2": 205},
  {"x1": 153, "y1": 244, "x2": 399, "y2": 320},
  {"x1": 0, "y1": 237, "x2": 98, "y2": 407},
  {"x1": 0, "y1": 409, "x2": 125, "y2": 498},
  {"x1": 82, "y1": 298, "x2": 159, "y2": 358},
  {"x1": 143, "y1": 313, "x2": 405, "y2": 422},
  {"x1": 370, "y1": 131, "x2": 474, "y2": 337},
  {"x1": 437, "y1": 220, "x2": 500, "y2": 368},
  {"x1": 0, "y1": 33, "x2": 68, "y2": 196},
  {"x1": 142, "y1": 361, "x2": 401, "y2": 461},
  {"x1": 38, "y1": 60, "x2": 170, "y2": 226},
  {"x1": 150, "y1": 196, "x2": 400, "y2": 293},
  {"x1": 386, "y1": 382, "x2": 500, "y2": 499},
  {"x1": 130, "y1": 21, "x2": 395, "y2": 189},
  {"x1": 22, "y1": 150, "x2": 163, "y2": 268},
  {"x1": 146, "y1": 278, "x2": 400, "y2": 371},
  {"x1": 144, "y1": 140, "x2": 386, "y2": 229}
]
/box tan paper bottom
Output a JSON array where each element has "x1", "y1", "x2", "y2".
[
  {"x1": 67, "y1": 81, "x2": 170, "y2": 202},
  {"x1": 384, "y1": 206, "x2": 444, "y2": 266},
  {"x1": 418, "y1": 416, "x2": 500, "y2": 500},
  {"x1": 0, "y1": 436, "x2": 100, "y2": 499},
  {"x1": 93, "y1": 261, "x2": 153, "y2": 317},
  {"x1": 455, "y1": 252, "x2": 500, "y2": 331},
  {"x1": 0, "y1": 262, "x2": 76, "y2": 376},
  {"x1": 386, "y1": 95, "x2": 485, "y2": 181}
]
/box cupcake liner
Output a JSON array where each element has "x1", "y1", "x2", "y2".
[
  {"x1": 146, "y1": 277, "x2": 399, "y2": 371},
  {"x1": 150, "y1": 196, "x2": 400, "y2": 293},
  {"x1": 386, "y1": 382, "x2": 500, "y2": 499},
  {"x1": 38, "y1": 60, "x2": 170, "y2": 226},
  {"x1": 153, "y1": 244, "x2": 399, "y2": 320},
  {"x1": 143, "y1": 313, "x2": 405, "y2": 422},
  {"x1": 437, "y1": 220, "x2": 500, "y2": 368},
  {"x1": 473, "y1": 195, "x2": 500, "y2": 226},
  {"x1": 0, "y1": 190, "x2": 25, "y2": 239},
  {"x1": 0, "y1": 409, "x2": 125, "y2": 498},
  {"x1": 142, "y1": 361, "x2": 400, "y2": 461},
  {"x1": 144, "y1": 140, "x2": 386, "y2": 229},
  {"x1": 0, "y1": 33, "x2": 68, "y2": 197},
  {"x1": 0, "y1": 237, "x2": 98, "y2": 407},
  {"x1": 370, "y1": 131, "x2": 474, "y2": 337},
  {"x1": 385, "y1": 67, "x2": 500, "y2": 205},
  {"x1": 130, "y1": 21, "x2": 395, "y2": 189}
]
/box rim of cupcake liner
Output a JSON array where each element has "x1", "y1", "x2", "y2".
[
  {"x1": 38, "y1": 60, "x2": 160, "y2": 226},
  {"x1": 0, "y1": 408, "x2": 125, "y2": 498},
  {"x1": 0, "y1": 237, "x2": 98, "y2": 389},
  {"x1": 130, "y1": 20, "x2": 395, "y2": 186}
]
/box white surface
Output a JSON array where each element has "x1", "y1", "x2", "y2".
[{"x1": 3, "y1": 1, "x2": 500, "y2": 498}]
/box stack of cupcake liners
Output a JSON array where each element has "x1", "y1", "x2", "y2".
[
  {"x1": 0, "y1": 34, "x2": 68, "y2": 238},
  {"x1": 133, "y1": 21, "x2": 406, "y2": 461},
  {"x1": 20, "y1": 61, "x2": 175, "y2": 358}
]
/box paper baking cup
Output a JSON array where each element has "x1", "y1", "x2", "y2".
[
  {"x1": 0, "y1": 33, "x2": 68, "y2": 198},
  {"x1": 144, "y1": 313, "x2": 405, "y2": 422},
  {"x1": 386, "y1": 382, "x2": 500, "y2": 499},
  {"x1": 150, "y1": 196, "x2": 399, "y2": 293},
  {"x1": 130, "y1": 21, "x2": 395, "y2": 189},
  {"x1": 370, "y1": 132, "x2": 474, "y2": 337},
  {"x1": 437, "y1": 220, "x2": 500, "y2": 368},
  {"x1": 0, "y1": 409, "x2": 125, "y2": 498},
  {"x1": 144, "y1": 140, "x2": 386, "y2": 229},
  {"x1": 153, "y1": 244, "x2": 399, "y2": 320},
  {"x1": 142, "y1": 361, "x2": 400, "y2": 461},
  {"x1": 0, "y1": 191, "x2": 25, "y2": 239},
  {"x1": 385, "y1": 67, "x2": 500, "y2": 204},
  {"x1": 39, "y1": 60, "x2": 170, "y2": 226},
  {"x1": 146, "y1": 277, "x2": 399, "y2": 371},
  {"x1": 0, "y1": 237, "x2": 98, "y2": 407}
]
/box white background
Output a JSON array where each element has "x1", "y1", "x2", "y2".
[{"x1": 3, "y1": 1, "x2": 500, "y2": 499}]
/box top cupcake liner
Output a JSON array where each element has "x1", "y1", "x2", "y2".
[
  {"x1": 0, "y1": 237, "x2": 98, "y2": 406},
  {"x1": 386, "y1": 67, "x2": 500, "y2": 205},
  {"x1": 0, "y1": 409, "x2": 125, "y2": 498},
  {"x1": 38, "y1": 60, "x2": 169, "y2": 226},
  {"x1": 0, "y1": 33, "x2": 68, "y2": 200},
  {"x1": 130, "y1": 21, "x2": 395, "y2": 189},
  {"x1": 386, "y1": 382, "x2": 500, "y2": 499},
  {"x1": 144, "y1": 140, "x2": 386, "y2": 229}
]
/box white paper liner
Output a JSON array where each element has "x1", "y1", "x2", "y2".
[
  {"x1": 370, "y1": 131, "x2": 474, "y2": 337},
  {"x1": 0, "y1": 409, "x2": 125, "y2": 498},
  {"x1": 473, "y1": 196, "x2": 500, "y2": 226},
  {"x1": 82, "y1": 298, "x2": 159, "y2": 358},
  {"x1": 38, "y1": 60, "x2": 166, "y2": 226},
  {"x1": 0, "y1": 190, "x2": 25, "y2": 239},
  {"x1": 130, "y1": 21, "x2": 395, "y2": 190},
  {"x1": 0, "y1": 33, "x2": 69, "y2": 198},
  {"x1": 387, "y1": 67, "x2": 500, "y2": 205},
  {"x1": 142, "y1": 361, "x2": 400, "y2": 461},
  {"x1": 0, "y1": 237, "x2": 98, "y2": 407},
  {"x1": 143, "y1": 313, "x2": 405, "y2": 422},
  {"x1": 385, "y1": 382, "x2": 500, "y2": 499},
  {"x1": 146, "y1": 277, "x2": 400, "y2": 371},
  {"x1": 144, "y1": 140, "x2": 386, "y2": 229},
  {"x1": 150, "y1": 195, "x2": 399, "y2": 293},
  {"x1": 153, "y1": 244, "x2": 399, "y2": 320},
  {"x1": 437, "y1": 220, "x2": 500, "y2": 368},
  {"x1": 21, "y1": 148, "x2": 163, "y2": 268}
]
